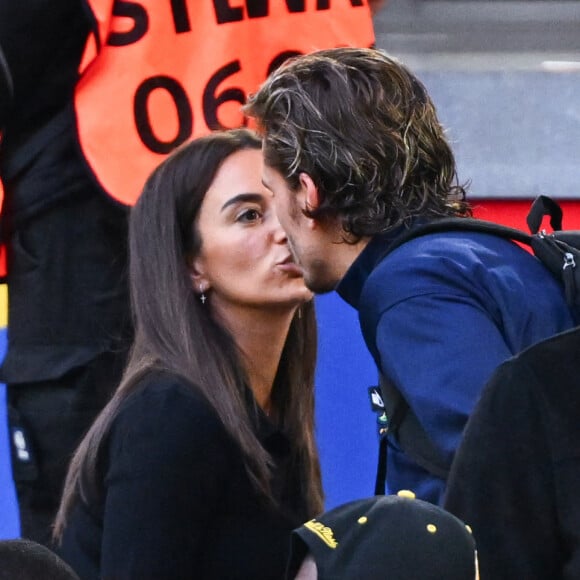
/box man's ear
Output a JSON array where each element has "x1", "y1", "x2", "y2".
[{"x1": 298, "y1": 173, "x2": 321, "y2": 213}]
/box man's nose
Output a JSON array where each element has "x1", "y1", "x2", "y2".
[{"x1": 272, "y1": 215, "x2": 288, "y2": 244}]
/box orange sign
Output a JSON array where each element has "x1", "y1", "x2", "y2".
[{"x1": 76, "y1": 0, "x2": 375, "y2": 205}]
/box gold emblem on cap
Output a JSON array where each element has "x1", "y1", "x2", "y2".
[
  {"x1": 397, "y1": 489, "x2": 416, "y2": 499},
  {"x1": 304, "y1": 519, "x2": 338, "y2": 549},
  {"x1": 427, "y1": 524, "x2": 437, "y2": 533},
  {"x1": 358, "y1": 516, "x2": 368, "y2": 524}
]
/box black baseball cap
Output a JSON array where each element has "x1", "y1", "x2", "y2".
[{"x1": 287, "y1": 493, "x2": 477, "y2": 579}]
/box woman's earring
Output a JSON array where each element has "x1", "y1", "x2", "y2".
[{"x1": 199, "y1": 284, "x2": 207, "y2": 305}]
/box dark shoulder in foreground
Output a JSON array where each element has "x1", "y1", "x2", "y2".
[
  {"x1": 499, "y1": 326, "x2": 580, "y2": 413},
  {"x1": 512, "y1": 326, "x2": 580, "y2": 375}
]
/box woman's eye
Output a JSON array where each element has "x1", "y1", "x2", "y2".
[{"x1": 237, "y1": 208, "x2": 262, "y2": 223}]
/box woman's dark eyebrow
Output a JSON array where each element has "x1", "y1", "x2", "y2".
[{"x1": 221, "y1": 193, "x2": 264, "y2": 212}]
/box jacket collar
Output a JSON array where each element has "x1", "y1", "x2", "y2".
[{"x1": 336, "y1": 227, "x2": 404, "y2": 310}]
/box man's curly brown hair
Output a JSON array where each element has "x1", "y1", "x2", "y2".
[{"x1": 244, "y1": 47, "x2": 470, "y2": 240}]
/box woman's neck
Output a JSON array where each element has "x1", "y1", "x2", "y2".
[{"x1": 214, "y1": 304, "x2": 296, "y2": 412}]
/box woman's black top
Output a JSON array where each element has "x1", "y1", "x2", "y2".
[{"x1": 58, "y1": 370, "x2": 309, "y2": 580}]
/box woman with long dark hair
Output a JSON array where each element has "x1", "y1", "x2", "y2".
[{"x1": 53, "y1": 128, "x2": 323, "y2": 579}]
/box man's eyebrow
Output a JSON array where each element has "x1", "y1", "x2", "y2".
[{"x1": 220, "y1": 193, "x2": 263, "y2": 212}]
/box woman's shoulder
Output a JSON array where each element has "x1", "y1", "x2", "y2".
[
  {"x1": 111, "y1": 369, "x2": 229, "y2": 444},
  {"x1": 102, "y1": 370, "x2": 238, "y2": 500},
  {"x1": 128, "y1": 368, "x2": 205, "y2": 400}
]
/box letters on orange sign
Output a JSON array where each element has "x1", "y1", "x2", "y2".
[{"x1": 75, "y1": 0, "x2": 375, "y2": 205}]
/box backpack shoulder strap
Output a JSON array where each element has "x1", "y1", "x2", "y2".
[
  {"x1": 374, "y1": 373, "x2": 450, "y2": 494},
  {"x1": 527, "y1": 195, "x2": 563, "y2": 233},
  {"x1": 383, "y1": 217, "x2": 532, "y2": 260}
]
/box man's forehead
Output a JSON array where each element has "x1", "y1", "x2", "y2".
[{"x1": 261, "y1": 165, "x2": 282, "y2": 190}]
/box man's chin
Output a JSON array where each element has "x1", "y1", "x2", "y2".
[
  {"x1": 301, "y1": 260, "x2": 340, "y2": 294},
  {"x1": 304, "y1": 277, "x2": 338, "y2": 295}
]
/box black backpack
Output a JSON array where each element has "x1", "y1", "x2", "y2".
[{"x1": 371, "y1": 195, "x2": 580, "y2": 494}]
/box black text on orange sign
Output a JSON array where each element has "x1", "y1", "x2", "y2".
[
  {"x1": 107, "y1": 0, "x2": 367, "y2": 46},
  {"x1": 133, "y1": 53, "x2": 302, "y2": 154}
]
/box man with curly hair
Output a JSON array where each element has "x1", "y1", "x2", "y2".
[{"x1": 244, "y1": 47, "x2": 576, "y2": 504}]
